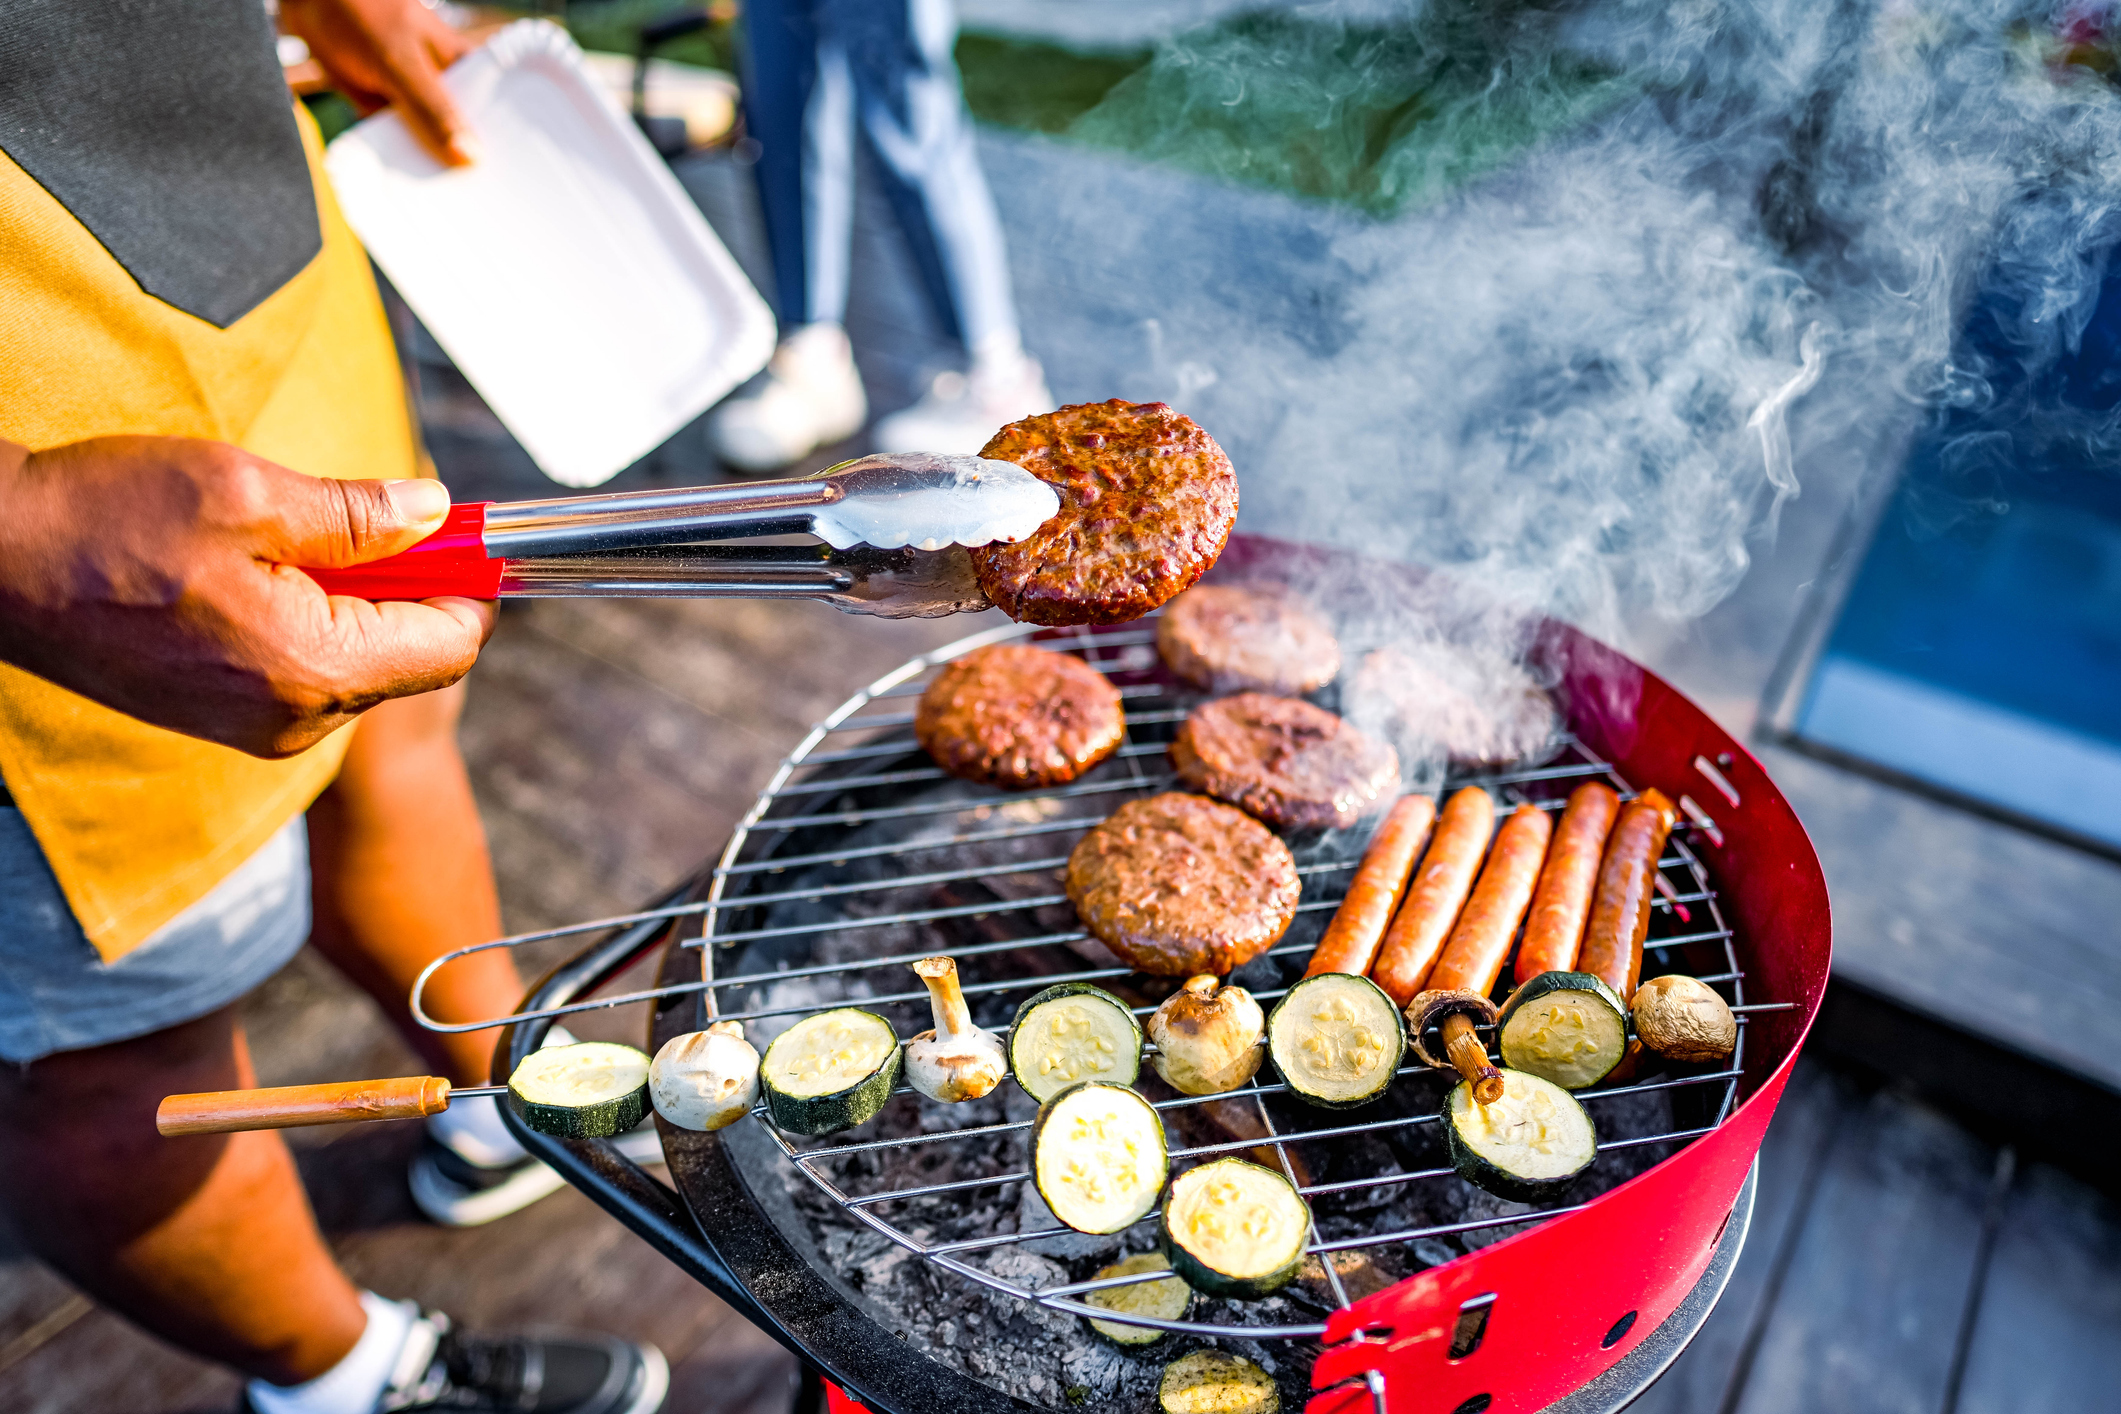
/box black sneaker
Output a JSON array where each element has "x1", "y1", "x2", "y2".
[
  {"x1": 384, "y1": 1311, "x2": 669, "y2": 1414},
  {"x1": 236, "y1": 1310, "x2": 668, "y2": 1414}
]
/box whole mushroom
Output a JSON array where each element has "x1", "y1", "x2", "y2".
[
  {"x1": 649, "y1": 1021, "x2": 760, "y2": 1131},
  {"x1": 905, "y1": 957, "x2": 1007, "y2": 1101},
  {"x1": 1630, "y1": 975, "x2": 1737, "y2": 1063},
  {"x1": 1147, "y1": 975, "x2": 1265, "y2": 1096}
]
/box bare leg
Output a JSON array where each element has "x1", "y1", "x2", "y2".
[
  {"x1": 0, "y1": 1007, "x2": 365, "y2": 1385},
  {"x1": 0, "y1": 689, "x2": 511, "y2": 1386},
  {"x1": 307, "y1": 682, "x2": 518, "y2": 1087}
]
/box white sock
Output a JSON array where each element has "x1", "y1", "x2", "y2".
[
  {"x1": 425, "y1": 1025, "x2": 577, "y2": 1169},
  {"x1": 245, "y1": 1292, "x2": 418, "y2": 1414}
]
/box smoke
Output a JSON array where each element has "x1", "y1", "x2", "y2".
[
  {"x1": 1747, "y1": 321, "x2": 1827, "y2": 537},
  {"x1": 1014, "y1": 0, "x2": 2121, "y2": 645}
]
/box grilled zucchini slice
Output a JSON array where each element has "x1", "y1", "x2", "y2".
[
  {"x1": 1031, "y1": 1081, "x2": 1168, "y2": 1234},
  {"x1": 1010, "y1": 983, "x2": 1143, "y2": 1103},
  {"x1": 1159, "y1": 1350, "x2": 1279, "y2": 1414},
  {"x1": 507, "y1": 1041, "x2": 651, "y2": 1138},
  {"x1": 759, "y1": 1008, "x2": 902, "y2": 1136},
  {"x1": 1082, "y1": 1251, "x2": 1192, "y2": 1345},
  {"x1": 1498, "y1": 971, "x2": 1630, "y2": 1089},
  {"x1": 1443, "y1": 1068, "x2": 1598, "y2": 1202},
  {"x1": 1266, "y1": 973, "x2": 1405, "y2": 1108},
  {"x1": 1159, "y1": 1158, "x2": 1310, "y2": 1300}
]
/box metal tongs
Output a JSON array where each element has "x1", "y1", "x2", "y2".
[{"x1": 302, "y1": 454, "x2": 1059, "y2": 618}]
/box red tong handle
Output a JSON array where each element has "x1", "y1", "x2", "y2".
[{"x1": 301, "y1": 503, "x2": 503, "y2": 600}]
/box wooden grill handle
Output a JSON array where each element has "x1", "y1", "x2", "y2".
[{"x1": 156, "y1": 1076, "x2": 454, "y2": 1136}]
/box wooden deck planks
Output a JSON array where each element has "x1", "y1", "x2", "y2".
[
  {"x1": 1725, "y1": 1087, "x2": 1997, "y2": 1414},
  {"x1": 1623, "y1": 1061, "x2": 1852, "y2": 1414},
  {"x1": 1951, "y1": 1161, "x2": 2121, "y2": 1414},
  {"x1": 1747, "y1": 744, "x2": 2121, "y2": 1098},
  {"x1": 457, "y1": 597, "x2": 970, "y2": 936}
]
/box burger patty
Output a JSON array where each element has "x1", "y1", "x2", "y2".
[
  {"x1": 1157, "y1": 583, "x2": 1341, "y2": 696},
  {"x1": 1066, "y1": 793, "x2": 1301, "y2": 976},
  {"x1": 915, "y1": 644, "x2": 1126, "y2": 789},
  {"x1": 970, "y1": 400, "x2": 1238, "y2": 625},
  {"x1": 1171, "y1": 693, "x2": 1399, "y2": 831},
  {"x1": 1347, "y1": 643, "x2": 1559, "y2": 765}
]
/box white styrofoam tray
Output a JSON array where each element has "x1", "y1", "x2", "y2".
[{"x1": 325, "y1": 20, "x2": 776, "y2": 487}]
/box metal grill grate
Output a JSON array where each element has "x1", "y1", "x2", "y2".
[
  {"x1": 418, "y1": 616, "x2": 1782, "y2": 1342},
  {"x1": 689, "y1": 619, "x2": 1778, "y2": 1340}
]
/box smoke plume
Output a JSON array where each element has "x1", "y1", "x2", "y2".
[{"x1": 1017, "y1": 0, "x2": 2121, "y2": 645}]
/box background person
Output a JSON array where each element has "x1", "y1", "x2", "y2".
[
  {"x1": 707, "y1": 0, "x2": 1054, "y2": 471},
  {"x1": 0, "y1": 1, "x2": 664, "y2": 1410}
]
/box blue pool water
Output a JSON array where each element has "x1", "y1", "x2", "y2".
[{"x1": 1797, "y1": 244, "x2": 2121, "y2": 848}]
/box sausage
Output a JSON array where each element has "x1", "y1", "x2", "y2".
[
  {"x1": 1369, "y1": 786, "x2": 1494, "y2": 1006},
  {"x1": 1305, "y1": 795, "x2": 1435, "y2": 978},
  {"x1": 1512, "y1": 782, "x2": 1622, "y2": 984},
  {"x1": 1578, "y1": 789, "x2": 1679, "y2": 999},
  {"x1": 1425, "y1": 803, "x2": 1553, "y2": 996}
]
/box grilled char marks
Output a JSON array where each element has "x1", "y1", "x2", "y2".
[
  {"x1": 1157, "y1": 584, "x2": 1341, "y2": 696},
  {"x1": 915, "y1": 645, "x2": 1126, "y2": 789},
  {"x1": 970, "y1": 400, "x2": 1239, "y2": 625},
  {"x1": 1066, "y1": 793, "x2": 1301, "y2": 976},
  {"x1": 1172, "y1": 694, "x2": 1399, "y2": 831}
]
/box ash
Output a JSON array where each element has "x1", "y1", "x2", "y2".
[{"x1": 777, "y1": 1076, "x2": 1676, "y2": 1411}]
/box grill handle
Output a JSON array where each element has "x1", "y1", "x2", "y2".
[{"x1": 156, "y1": 1075, "x2": 454, "y2": 1136}]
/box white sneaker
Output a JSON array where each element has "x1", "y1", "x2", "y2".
[
  {"x1": 871, "y1": 350, "x2": 1055, "y2": 455},
  {"x1": 706, "y1": 322, "x2": 868, "y2": 473}
]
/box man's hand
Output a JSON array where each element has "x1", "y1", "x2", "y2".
[
  {"x1": 0, "y1": 437, "x2": 497, "y2": 759},
  {"x1": 282, "y1": 0, "x2": 477, "y2": 167}
]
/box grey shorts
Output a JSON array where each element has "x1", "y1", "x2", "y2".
[{"x1": 0, "y1": 807, "x2": 311, "y2": 1062}]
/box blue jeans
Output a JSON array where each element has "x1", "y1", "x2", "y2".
[
  {"x1": 0, "y1": 811, "x2": 310, "y2": 1061},
  {"x1": 740, "y1": 0, "x2": 1019, "y2": 355}
]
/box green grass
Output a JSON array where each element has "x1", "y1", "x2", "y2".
[
  {"x1": 304, "y1": 91, "x2": 360, "y2": 145},
  {"x1": 567, "y1": 0, "x2": 736, "y2": 72},
  {"x1": 956, "y1": 3, "x2": 1639, "y2": 218},
  {"x1": 313, "y1": 1, "x2": 1625, "y2": 221},
  {"x1": 955, "y1": 32, "x2": 1153, "y2": 136}
]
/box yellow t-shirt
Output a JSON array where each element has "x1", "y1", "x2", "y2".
[{"x1": 0, "y1": 107, "x2": 421, "y2": 962}]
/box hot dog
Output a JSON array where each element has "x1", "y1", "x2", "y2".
[
  {"x1": 1305, "y1": 794, "x2": 1435, "y2": 977},
  {"x1": 1577, "y1": 788, "x2": 1679, "y2": 999},
  {"x1": 1369, "y1": 786, "x2": 1493, "y2": 1006},
  {"x1": 1425, "y1": 803, "x2": 1553, "y2": 996},
  {"x1": 1512, "y1": 782, "x2": 1621, "y2": 985}
]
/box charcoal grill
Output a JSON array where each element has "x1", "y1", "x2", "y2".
[{"x1": 437, "y1": 536, "x2": 1829, "y2": 1414}]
